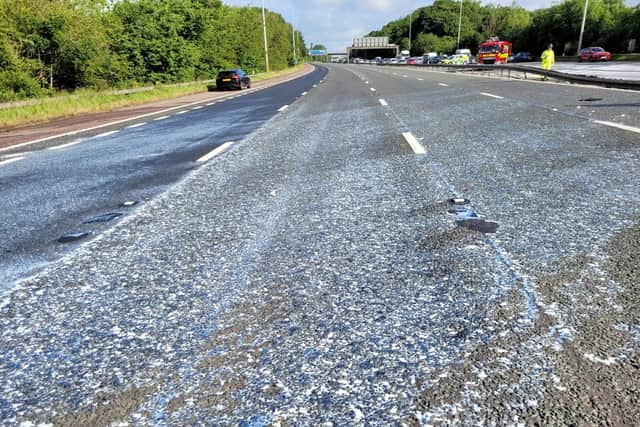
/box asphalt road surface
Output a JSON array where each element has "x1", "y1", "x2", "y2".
[
  {"x1": 0, "y1": 66, "x2": 327, "y2": 287},
  {"x1": 1, "y1": 64, "x2": 639, "y2": 425}
]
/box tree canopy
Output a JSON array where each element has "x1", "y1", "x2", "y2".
[
  {"x1": 0, "y1": 0, "x2": 307, "y2": 101},
  {"x1": 369, "y1": 0, "x2": 639, "y2": 57}
]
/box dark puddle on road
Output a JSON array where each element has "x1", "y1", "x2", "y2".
[
  {"x1": 579, "y1": 97, "x2": 603, "y2": 102},
  {"x1": 58, "y1": 231, "x2": 91, "y2": 243},
  {"x1": 83, "y1": 212, "x2": 123, "y2": 224}
]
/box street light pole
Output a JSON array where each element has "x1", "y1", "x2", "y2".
[
  {"x1": 577, "y1": 0, "x2": 589, "y2": 54},
  {"x1": 408, "y1": 10, "x2": 412, "y2": 53},
  {"x1": 457, "y1": 0, "x2": 463, "y2": 49},
  {"x1": 292, "y1": 25, "x2": 297, "y2": 65},
  {"x1": 261, "y1": 0, "x2": 270, "y2": 72}
]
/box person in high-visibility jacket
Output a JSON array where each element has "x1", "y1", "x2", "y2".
[{"x1": 540, "y1": 43, "x2": 555, "y2": 80}]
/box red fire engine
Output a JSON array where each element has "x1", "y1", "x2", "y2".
[{"x1": 477, "y1": 37, "x2": 512, "y2": 64}]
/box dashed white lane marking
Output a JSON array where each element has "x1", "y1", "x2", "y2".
[
  {"x1": 126, "y1": 122, "x2": 146, "y2": 129},
  {"x1": 480, "y1": 92, "x2": 504, "y2": 99},
  {"x1": 206, "y1": 102, "x2": 216, "y2": 106},
  {"x1": 0, "y1": 156, "x2": 24, "y2": 166},
  {"x1": 191, "y1": 106, "x2": 203, "y2": 110},
  {"x1": 48, "y1": 139, "x2": 83, "y2": 150},
  {"x1": 403, "y1": 75, "x2": 408, "y2": 78},
  {"x1": 94, "y1": 130, "x2": 119, "y2": 138},
  {"x1": 176, "y1": 110, "x2": 188, "y2": 115},
  {"x1": 197, "y1": 141, "x2": 234, "y2": 163},
  {"x1": 278, "y1": 105, "x2": 289, "y2": 112},
  {"x1": 417, "y1": 78, "x2": 424, "y2": 81},
  {"x1": 370, "y1": 87, "x2": 376, "y2": 92},
  {"x1": 313, "y1": 84, "x2": 318, "y2": 87},
  {"x1": 594, "y1": 120, "x2": 640, "y2": 134},
  {"x1": 438, "y1": 83, "x2": 449, "y2": 87},
  {"x1": 154, "y1": 115, "x2": 170, "y2": 121},
  {"x1": 301, "y1": 92, "x2": 308, "y2": 96},
  {"x1": 379, "y1": 99, "x2": 388, "y2": 106},
  {"x1": 402, "y1": 132, "x2": 426, "y2": 154}
]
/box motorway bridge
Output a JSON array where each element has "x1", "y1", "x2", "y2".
[{"x1": 0, "y1": 64, "x2": 639, "y2": 425}]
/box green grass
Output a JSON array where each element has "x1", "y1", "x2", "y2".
[{"x1": 0, "y1": 65, "x2": 305, "y2": 129}]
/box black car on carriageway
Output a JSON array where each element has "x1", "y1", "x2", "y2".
[{"x1": 215, "y1": 69, "x2": 251, "y2": 90}]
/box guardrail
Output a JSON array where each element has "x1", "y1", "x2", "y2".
[{"x1": 382, "y1": 63, "x2": 640, "y2": 91}]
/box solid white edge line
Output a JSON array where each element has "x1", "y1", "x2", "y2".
[
  {"x1": 480, "y1": 92, "x2": 504, "y2": 99},
  {"x1": 94, "y1": 130, "x2": 119, "y2": 138},
  {"x1": 0, "y1": 156, "x2": 24, "y2": 166},
  {"x1": 593, "y1": 120, "x2": 640, "y2": 134},
  {"x1": 278, "y1": 105, "x2": 289, "y2": 112},
  {"x1": 197, "y1": 141, "x2": 234, "y2": 163},
  {"x1": 402, "y1": 132, "x2": 426, "y2": 154},
  {"x1": 48, "y1": 139, "x2": 83, "y2": 150},
  {"x1": 126, "y1": 122, "x2": 146, "y2": 129},
  {"x1": 379, "y1": 99, "x2": 388, "y2": 106},
  {"x1": 0, "y1": 67, "x2": 315, "y2": 153},
  {"x1": 439, "y1": 83, "x2": 449, "y2": 87}
]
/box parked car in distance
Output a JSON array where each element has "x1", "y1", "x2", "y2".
[
  {"x1": 215, "y1": 69, "x2": 251, "y2": 90},
  {"x1": 406, "y1": 57, "x2": 417, "y2": 65},
  {"x1": 579, "y1": 47, "x2": 611, "y2": 62},
  {"x1": 508, "y1": 51, "x2": 534, "y2": 62},
  {"x1": 427, "y1": 54, "x2": 448, "y2": 64}
]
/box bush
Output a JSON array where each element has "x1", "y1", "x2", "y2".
[{"x1": 0, "y1": 70, "x2": 43, "y2": 101}]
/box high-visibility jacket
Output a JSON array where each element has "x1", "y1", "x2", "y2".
[{"x1": 541, "y1": 48, "x2": 555, "y2": 70}]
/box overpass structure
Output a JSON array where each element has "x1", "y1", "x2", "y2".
[{"x1": 347, "y1": 37, "x2": 399, "y2": 60}]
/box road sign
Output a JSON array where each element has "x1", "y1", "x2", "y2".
[{"x1": 309, "y1": 50, "x2": 327, "y2": 56}]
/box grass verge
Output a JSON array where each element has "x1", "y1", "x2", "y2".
[{"x1": 0, "y1": 65, "x2": 306, "y2": 129}]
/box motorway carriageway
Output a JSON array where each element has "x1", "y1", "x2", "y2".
[{"x1": 0, "y1": 63, "x2": 639, "y2": 425}]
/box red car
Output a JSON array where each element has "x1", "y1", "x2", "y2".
[
  {"x1": 579, "y1": 47, "x2": 611, "y2": 62},
  {"x1": 406, "y1": 58, "x2": 417, "y2": 65}
]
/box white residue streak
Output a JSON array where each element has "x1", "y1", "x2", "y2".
[{"x1": 583, "y1": 353, "x2": 617, "y2": 365}]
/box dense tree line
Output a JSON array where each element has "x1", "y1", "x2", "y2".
[
  {"x1": 0, "y1": 0, "x2": 307, "y2": 101},
  {"x1": 368, "y1": 0, "x2": 640, "y2": 57}
]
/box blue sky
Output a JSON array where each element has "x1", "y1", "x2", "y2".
[{"x1": 224, "y1": 0, "x2": 640, "y2": 52}]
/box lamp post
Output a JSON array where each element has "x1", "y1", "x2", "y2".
[
  {"x1": 577, "y1": 0, "x2": 589, "y2": 54},
  {"x1": 457, "y1": 0, "x2": 463, "y2": 49},
  {"x1": 408, "y1": 10, "x2": 412, "y2": 53},
  {"x1": 292, "y1": 25, "x2": 297, "y2": 65},
  {"x1": 262, "y1": 0, "x2": 270, "y2": 72}
]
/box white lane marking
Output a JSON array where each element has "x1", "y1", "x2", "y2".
[
  {"x1": 176, "y1": 110, "x2": 188, "y2": 115},
  {"x1": 365, "y1": 81, "x2": 369, "y2": 84},
  {"x1": 480, "y1": 92, "x2": 504, "y2": 99},
  {"x1": 402, "y1": 132, "x2": 426, "y2": 154},
  {"x1": 417, "y1": 78, "x2": 424, "y2": 81},
  {"x1": 126, "y1": 122, "x2": 146, "y2": 129},
  {"x1": 370, "y1": 88, "x2": 376, "y2": 92},
  {"x1": 94, "y1": 130, "x2": 119, "y2": 138},
  {"x1": 2, "y1": 152, "x2": 28, "y2": 158},
  {"x1": 206, "y1": 102, "x2": 215, "y2": 106},
  {"x1": 301, "y1": 91, "x2": 308, "y2": 96},
  {"x1": 439, "y1": 83, "x2": 449, "y2": 87},
  {"x1": 191, "y1": 106, "x2": 203, "y2": 110},
  {"x1": 154, "y1": 115, "x2": 170, "y2": 121},
  {"x1": 0, "y1": 156, "x2": 24, "y2": 166},
  {"x1": 313, "y1": 84, "x2": 317, "y2": 87},
  {"x1": 594, "y1": 120, "x2": 640, "y2": 134},
  {"x1": 403, "y1": 75, "x2": 408, "y2": 78},
  {"x1": 278, "y1": 105, "x2": 289, "y2": 112},
  {"x1": 379, "y1": 99, "x2": 388, "y2": 106},
  {"x1": 197, "y1": 141, "x2": 234, "y2": 163},
  {"x1": 48, "y1": 139, "x2": 83, "y2": 150}
]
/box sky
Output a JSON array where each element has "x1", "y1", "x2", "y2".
[{"x1": 225, "y1": 0, "x2": 640, "y2": 52}]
